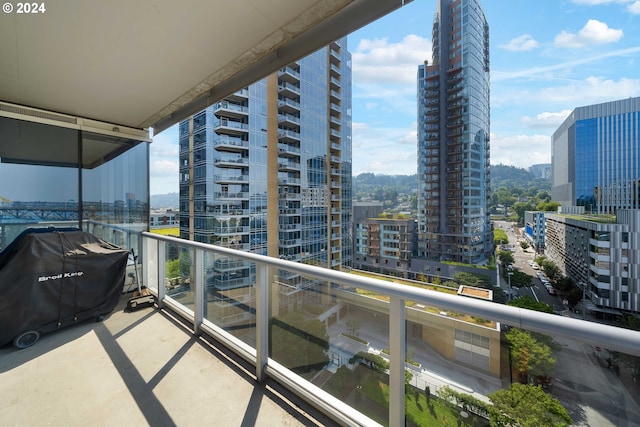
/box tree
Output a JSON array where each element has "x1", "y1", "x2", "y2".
[
  {"x1": 565, "y1": 287, "x2": 583, "y2": 307},
  {"x1": 509, "y1": 270, "x2": 532, "y2": 288},
  {"x1": 349, "y1": 351, "x2": 388, "y2": 373},
  {"x1": 512, "y1": 201, "x2": 535, "y2": 226},
  {"x1": 540, "y1": 260, "x2": 560, "y2": 281},
  {"x1": 488, "y1": 383, "x2": 571, "y2": 427},
  {"x1": 508, "y1": 295, "x2": 553, "y2": 314},
  {"x1": 498, "y1": 250, "x2": 514, "y2": 265},
  {"x1": 166, "y1": 258, "x2": 180, "y2": 278},
  {"x1": 536, "y1": 200, "x2": 561, "y2": 212},
  {"x1": 506, "y1": 328, "x2": 556, "y2": 383},
  {"x1": 494, "y1": 228, "x2": 509, "y2": 245},
  {"x1": 454, "y1": 271, "x2": 491, "y2": 288},
  {"x1": 346, "y1": 317, "x2": 363, "y2": 337},
  {"x1": 437, "y1": 386, "x2": 490, "y2": 418},
  {"x1": 519, "y1": 241, "x2": 530, "y2": 250}
]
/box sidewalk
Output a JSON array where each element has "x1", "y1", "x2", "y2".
[{"x1": 326, "y1": 312, "x2": 503, "y2": 403}]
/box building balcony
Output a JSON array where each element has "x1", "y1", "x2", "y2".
[
  {"x1": 213, "y1": 101, "x2": 249, "y2": 119},
  {"x1": 278, "y1": 129, "x2": 301, "y2": 143},
  {"x1": 2, "y1": 231, "x2": 640, "y2": 427},
  {"x1": 214, "y1": 157, "x2": 249, "y2": 168},
  {"x1": 214, "y1": 174, "x2": 249, "y2": 184},
  {"x1": 214, "y1": 135, "x2": 248, "y2": 152},
  {"x1": 278, "y1": 113, "x2": 301, "y2": 127},
  {"x1": 329, "y1": 63, "x2": 341, "y2": 77},
  {"x1": 278, "y1": 98, "x2": 301, "y2": 113},
  {"x1": 278, "y1": 161, "x2": 301, "y2": 172},
  {"x1": 278, "y1": 66, "x2": 301, "y2": 83},
  {"x1": 278, "y1": 82, "x2": 301, "y2": 97},
  {"x1": 214, "y1": 119, "x2": 249, "y2": 136}
]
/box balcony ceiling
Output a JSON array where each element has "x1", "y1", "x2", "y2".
[{"x1": 0, "y1": 0, "x2": 407, "y2": 134}]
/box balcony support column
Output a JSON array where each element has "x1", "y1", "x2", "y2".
[
  {"x1": 157, "y1": 240, "x2": 166, "y2": 308},
  {"x1": 255, "y1": 263, "x2": 269, "y2": 382},
  {"x1": 389, "y1": 295, "x2": 406, "y2": 427},
  {"x1": 193, "y1": 248, "x2": 204, "y2": 335}
]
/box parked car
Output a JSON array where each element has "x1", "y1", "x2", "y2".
[{"x1": 547, "y1": 286, "x2": 557, "y2": 296}]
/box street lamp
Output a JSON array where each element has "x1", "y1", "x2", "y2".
[{"x1": 507, "y1": 265, "x2": 514, "y2": 302}]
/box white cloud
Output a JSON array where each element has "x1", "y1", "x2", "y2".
[
  {"x1": 150, "y1": 126, "x2": 179, "y2": 195},
  {"x1": 554, "y1": 19, "x2": 623, "y2": 48},
  {"x1": 571, "y1": 0, "x2": 640, "y2": 13},
  {"x1": 494, "y1": 76, "x2": 640, "y2": 109},
  {"x1": 536, "y1": 76, "x2": 640, "y2": 104},
  {"x1": 493, "y1": 46, "x2": 640, "y2": 82},
  {"x1": 352, "y1": 122, "x2": 417, "y2": 175},
  {"x1": 500, "y1": 35, "x2": 539, "y2": 52},
  {"x1": 571, "y1": 0, "x2": 621, "y2": 4},
  {"x1": 490, "y1": 134, "x2": 551, "y2": 168},
  {"x1": 521, "y1": 110, "x2": 573, "y2": 128},
  {"x1": 352, "y1": 34, "x2": 431, "y2": 85}
]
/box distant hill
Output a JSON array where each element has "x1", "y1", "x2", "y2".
[
  {"x1": 151, "y1": 167, "x2": 545, "y2": 210},
  {"x1": 490, "y1": 164, "x2": 550, "y2": 191},
  {"x1": 353, "y1": 173, "x2": 418, "y2": 198},
  {"x1": 150, "y1": 192, "x2": 179, "y2": 209}
]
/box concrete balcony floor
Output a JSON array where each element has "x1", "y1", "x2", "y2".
[{"x1": 0, "y1": 296, "x2": 336, "y2": 427}]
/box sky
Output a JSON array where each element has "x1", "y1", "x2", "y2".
[{"x1": 149, "y1": 0, "x2": 640, "y2": 195}]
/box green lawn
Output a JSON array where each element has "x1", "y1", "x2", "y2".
[{"x1": 322, "y1": 365, "x2": 488, "y2": 426}]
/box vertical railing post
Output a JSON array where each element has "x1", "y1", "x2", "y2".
[
  {"x1": 193, "y1": 248, "x2": 204, "y2": 335},
  {"x1": 255, "y1": 263, "x2": 269, "y2": 382},
  {"x1": 389, "y1": 295, "x2": 406, "y2": 427},
  {"x1": 157, "y1": 240, "x2": 166, "y2": 308}
]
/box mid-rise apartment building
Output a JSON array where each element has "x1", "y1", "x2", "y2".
[
  {"x1": 417, "y1": 0, "x2": 492, "y2": 264},
  {"x1": 352, "y1": 203, "x2": 416, "y2": 277},
  {"x1": 552, "y1": 96, "x2": 640, "y2": 214},
  {"x1": 178, "y1": 39, "x2": 352, "y2": 322},
  {"x1": 150, "y1": 209, "x2": 178, "y2": 228},
  {"x1": 545, "y1": 207, "x2": 640, "y2": 314},
  {"x1": 524, "y1": 211, "x2": 546, "y2": 253}
]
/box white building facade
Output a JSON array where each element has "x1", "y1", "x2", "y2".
[{"x1": 545, "y1": 209, "x2": 640, "y2": 314}]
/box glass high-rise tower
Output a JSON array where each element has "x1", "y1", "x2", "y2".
[
  {"x1": 417, "y1": 0, "x2": 491, "y2": 264},
  {"x1": 178, "y1": 39, "x2": 352, "y2": 322},
  {"x1": 552, "y1": 96, "x2": 640, "y2": 214}
]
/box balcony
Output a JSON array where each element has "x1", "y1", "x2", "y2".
[
  {"x1": 2, "y1": 232, "x2": 640, "y2": 427},
  {"x1": 0, "y1": 294, "x2": 333, "y2": 427}
]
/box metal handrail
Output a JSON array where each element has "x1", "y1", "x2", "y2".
[{"x1": 142, "y1": 232, "x2": 640, "y2": 356}]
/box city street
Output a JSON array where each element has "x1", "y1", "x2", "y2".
[{"x1": 495, "y1": 220, "x2": 565, "y2": 312}]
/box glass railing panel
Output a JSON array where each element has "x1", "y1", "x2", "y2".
[
  {"x1": 268, "y1": 272, "x2": 391, "y2": 426},
  {"x1": 202, "y1": 250, "x2": 256, "y2": 346},
  {"x1": 141, "y1": 234, "x2": 640, "y2": 427},
  {"x1": 403, "y1": 298, "x2": 498, "y2": 427},
  {"x1": 505, "y1": 328, "x2": 639, "y2": 427},
  {"x1": 163, "y1": 241, "x2": 195, "y2": 310},
  {"x1": 392, "y1": 299, "x2": 640, "y2": 427},
  {"x1": 143, "y1": 236, "x2": 158, "y2": 293}
]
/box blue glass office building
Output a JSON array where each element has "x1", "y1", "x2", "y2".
[
  {"x1": 417, "y1": 0, "x2": 492, "y2": 264},
  {"x1": 179, "y1": 40, "x2": 352, "y2": 321},
  {"x1": 552, "y1": 97, "x2": 640, "y2": 214}
]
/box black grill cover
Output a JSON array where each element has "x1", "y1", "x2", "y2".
[{"x1": 0, "y1": 228, "x2": 128, "y2": 347}]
